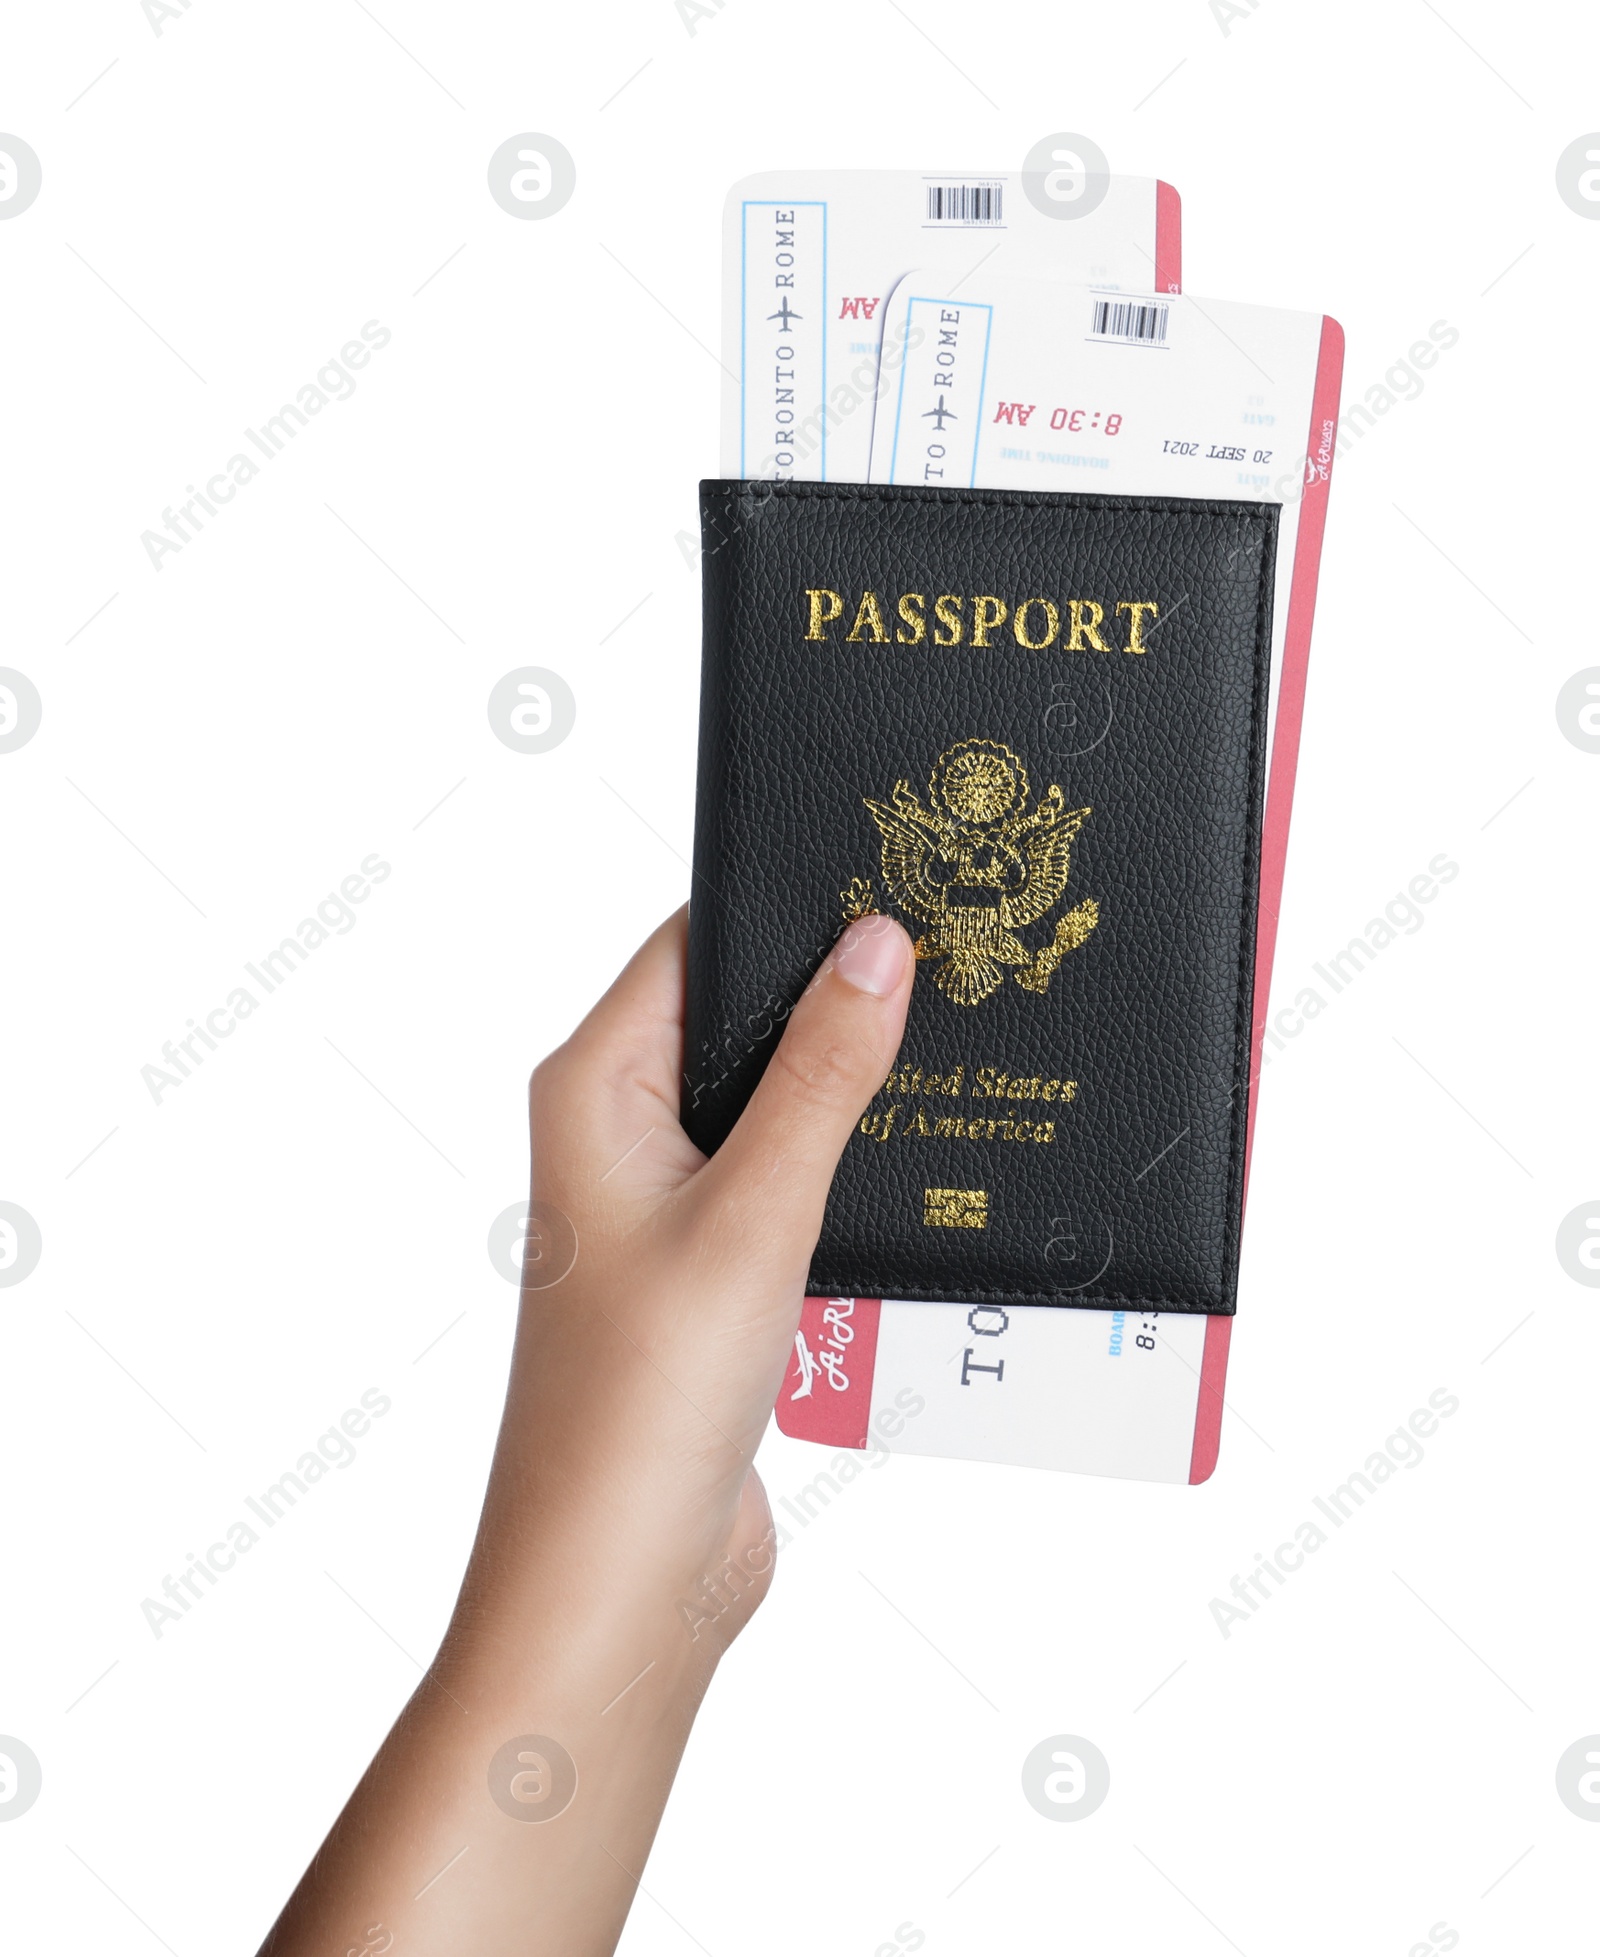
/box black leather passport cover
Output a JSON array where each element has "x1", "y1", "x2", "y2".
[{"x1": 684, "y1": 480, "x2": 1277, "y2": 1315}]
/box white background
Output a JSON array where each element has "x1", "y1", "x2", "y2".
[{"x1": 2, "y1": 2, "x2": 1597, "y2": 1951}]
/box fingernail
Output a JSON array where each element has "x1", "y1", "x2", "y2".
[{"x1": 830, "y1": 916, "x2": 907, "y2": 997}]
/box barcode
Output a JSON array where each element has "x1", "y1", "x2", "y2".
[
  {"x1": 1090, "y1": 298, "x2": 1170, "y2": 345},
  {"x1": 926, "y1": 182, "x2": 1003, "y2": 224}
]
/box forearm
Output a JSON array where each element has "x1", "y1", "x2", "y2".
[
  {"x1": 258, "y1": 1527, "x2": 729, "y2": 1957},
  {"x1": 256, "y1": 911, "x2": 911, "y2": 1955}
]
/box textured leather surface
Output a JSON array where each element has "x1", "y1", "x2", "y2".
[{"x1": 683, "y1": 480, "x2": 1277, "y2": 1315}]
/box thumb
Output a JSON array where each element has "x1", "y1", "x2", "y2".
[{"x1": 692, "y1": 914, "x2": 914, "y2": 1260}]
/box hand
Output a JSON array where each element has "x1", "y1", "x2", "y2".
[
  {"x1": 258, "y1": 908, "x2": 915, "y2": 1957},
  {"x1": 477, "y1": 905, "x2": 915, "y2": 1642}
]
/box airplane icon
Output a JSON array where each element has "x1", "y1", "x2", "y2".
[
  {"x1": 922, "y1": 394, "x2": 958, "y2": 431},
  {"x1": 789, "y1": 1330, "x2": 818, "y2": 1400},
  {"x1": 767, "y1": 297, "x2": 803, "y2": 330}
]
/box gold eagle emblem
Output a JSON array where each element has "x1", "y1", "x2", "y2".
[{"x1": 855, "y1": 738, "x2": 1099, "y2": 1006}]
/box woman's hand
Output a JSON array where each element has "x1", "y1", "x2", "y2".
[{"x1": 259, "y1": 908, "x2": 914, "y2": 1957}]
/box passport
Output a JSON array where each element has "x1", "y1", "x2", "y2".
[{"x1": 683, "y1": 480, "x2": 1277, "y2": 1316}]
